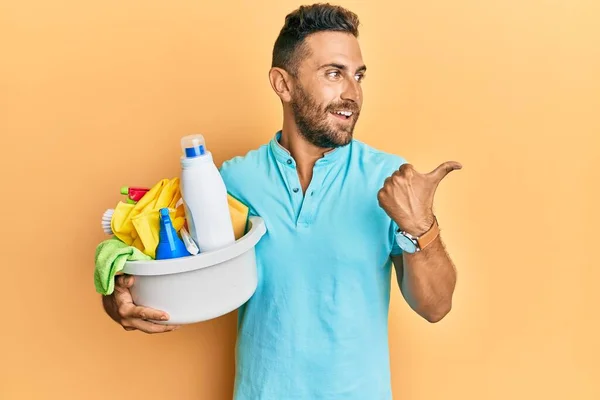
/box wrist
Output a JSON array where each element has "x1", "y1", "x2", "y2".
[
  {"x1": 395, "y1": 215, "x2": 440, "y2": 254},
  {"x1": 397, "y1": 215, "x2": 435, "y2": 237}
]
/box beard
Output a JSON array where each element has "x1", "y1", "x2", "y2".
[{"x1": 290, "y1": 83, "x2": 360, "y2": 149}]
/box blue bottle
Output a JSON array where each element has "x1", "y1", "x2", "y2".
[{"x1": 155, "y1": 208, "x2": 190, "y2": 260}]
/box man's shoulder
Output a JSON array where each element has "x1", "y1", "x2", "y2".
[
  {"x1": 220, "y1": 143, "x2": 269, "y2": 175},
  {"x1": 219, "y1": 142, "x2": 271, "y2": 198}
]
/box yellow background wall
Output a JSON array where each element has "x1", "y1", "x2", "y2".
[{"x1": 1, "y1": 0, "x2": 598, "y2": 399}]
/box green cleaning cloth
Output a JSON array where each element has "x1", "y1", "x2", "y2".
[{"x1": 94, "y1": 238, "x2": 151, "y2": 295}]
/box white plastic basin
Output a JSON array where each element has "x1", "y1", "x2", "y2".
[{"x1": 122, "y1": 216, "x2": 266, "y2": 325}]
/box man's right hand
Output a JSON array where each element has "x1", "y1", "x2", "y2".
[{"x1": 106, "y1": 275, "x2": 180, "y2": 333}]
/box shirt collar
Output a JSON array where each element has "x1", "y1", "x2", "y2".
[{"x1": 269, "y1": 130, "x2": 350, "y2": 168}]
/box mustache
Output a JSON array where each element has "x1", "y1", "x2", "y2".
[{"x1": 326, "y1": 101, "x2": 360, "y2": 114}]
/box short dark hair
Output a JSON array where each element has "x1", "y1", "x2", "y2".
[{"x1": 271, "y1": 3, "x2": 360, "y2": 76}]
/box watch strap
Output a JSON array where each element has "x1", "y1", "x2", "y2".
[{"x1": 416, "y1": 217, "x2": 440, "y2": 251}]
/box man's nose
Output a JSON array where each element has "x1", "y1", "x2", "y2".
[{"x1": 340, "y1": 78, "x2": 361, "y2": 104}]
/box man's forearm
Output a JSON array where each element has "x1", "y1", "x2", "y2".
[{"x1": 399, "y1": 235, "x2": 457, "y2": 322}]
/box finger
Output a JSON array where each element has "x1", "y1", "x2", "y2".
[
  {"x1": 397, "y1": 163, "x2": 417, "y2": 180},
  {"x1": 398, "y1": 163, "x2": 413, "y2": 174},
  {"x1": 115, "y1": 274, "x2": 134, "y2": 289},
  {"x1": 129, "y1": 318, "x2": 181, "y2": 334},
  {"x1": 428, "y1": 161, "x2": 462, "y2": 184},
  {"x1": 128, "y1": 305, "x2": 170, "y2": 322},
  {"x1": 377, "y1": 188, "x2": 385, "y2": 205}
]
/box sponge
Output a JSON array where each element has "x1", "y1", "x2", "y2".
[{"x1": 227, "y1": 193, "x2": 250, "y2": 240}]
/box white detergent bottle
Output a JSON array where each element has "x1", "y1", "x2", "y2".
[{"x1": 179, "y1": 134, "x2": 235, "y2": 252}]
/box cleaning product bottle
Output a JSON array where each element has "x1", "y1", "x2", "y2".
[
  {"x1": 179, "y1": 134, "x2": 235, "y2": 252},
  {"x1": 120, "y1": 186, "x2": 150, "y2": 204},
  {"x1": 155, "y1": 208, "x2": 190, "y2": 259}
]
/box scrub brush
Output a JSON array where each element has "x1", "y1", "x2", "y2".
[
  {"x1": 101, "y1": 198, "x2": 183, "y2": 236},
  {"x1": 101, "y1": 209, "x2": 114, "y2": 235}
]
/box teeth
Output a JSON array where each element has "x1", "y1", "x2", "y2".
[{"x1": 335, "y1": 111, "x2": 353, "y2": 116}]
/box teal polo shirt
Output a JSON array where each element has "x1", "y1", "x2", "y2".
[{"x1": 219, "y1": 132, "x2": 407, "y2": 400}]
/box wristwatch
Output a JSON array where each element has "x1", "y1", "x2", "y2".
[{"x1": 395, "y1": 217, "x2": 440, "y2": 254}]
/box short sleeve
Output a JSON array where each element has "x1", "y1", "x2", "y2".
[
  {"x1": 389, "y1": 220, "x2": 403, "y2": 256},
  {"x1": 218, "y1": 153, "x2": 261, "y2": 219}
]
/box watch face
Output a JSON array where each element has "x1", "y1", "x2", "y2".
[{"x1": 395, "y1": 232, "x2": 418, "y2": 253}]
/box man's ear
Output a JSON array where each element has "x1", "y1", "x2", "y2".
[{"x1": 269, "y1": 67, "x2": 293, "y2": 103}]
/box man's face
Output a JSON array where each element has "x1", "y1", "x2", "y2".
[{"x1": 289, "y1": 31, "x2": 366, "y2": 149}]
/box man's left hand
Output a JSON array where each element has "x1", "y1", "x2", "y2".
[{"x1": 377, "y1": 161, "x2": 462, "y2": 236}]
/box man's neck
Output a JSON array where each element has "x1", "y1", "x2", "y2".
[{"x1": 279, "y1": 120, "x2": 332, "y2": 193}]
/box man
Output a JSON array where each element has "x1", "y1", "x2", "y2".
[{"x1": 102, "y1": 4, "x2": 461, "y2": 399}]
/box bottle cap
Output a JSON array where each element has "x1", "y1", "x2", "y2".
[
  {"x1": 156, "y1": 207, "x2": 190, "y2": 259},
  {"x1": 181, "y1": 134, "x2": 206, "y2": 158}
]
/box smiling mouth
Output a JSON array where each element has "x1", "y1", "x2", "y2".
[{"x1": 329, "y1": 110, "x2": 354, "y2": 120}]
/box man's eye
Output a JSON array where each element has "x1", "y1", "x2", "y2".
[
  {"x1": 327, "y1": 71, "x2": 341, "y2": 79},
  {"x1": 355, "y1": 73, "x2": 365, "y2": 82}
]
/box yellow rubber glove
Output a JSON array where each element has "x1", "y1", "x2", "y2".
[{"x1": 111, "y1": 177, "x2": 249, "y2": 259}]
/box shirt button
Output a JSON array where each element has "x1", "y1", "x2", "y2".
[
  {"x1": 310, "y1": 191, "x2": 314, "y2": 196},
  {"x1": 293, "y1": 188, "x2": 299, "y2": 193},
  {"x1": 287, "y1": 159, "x2": 292, "y2": 165}
]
